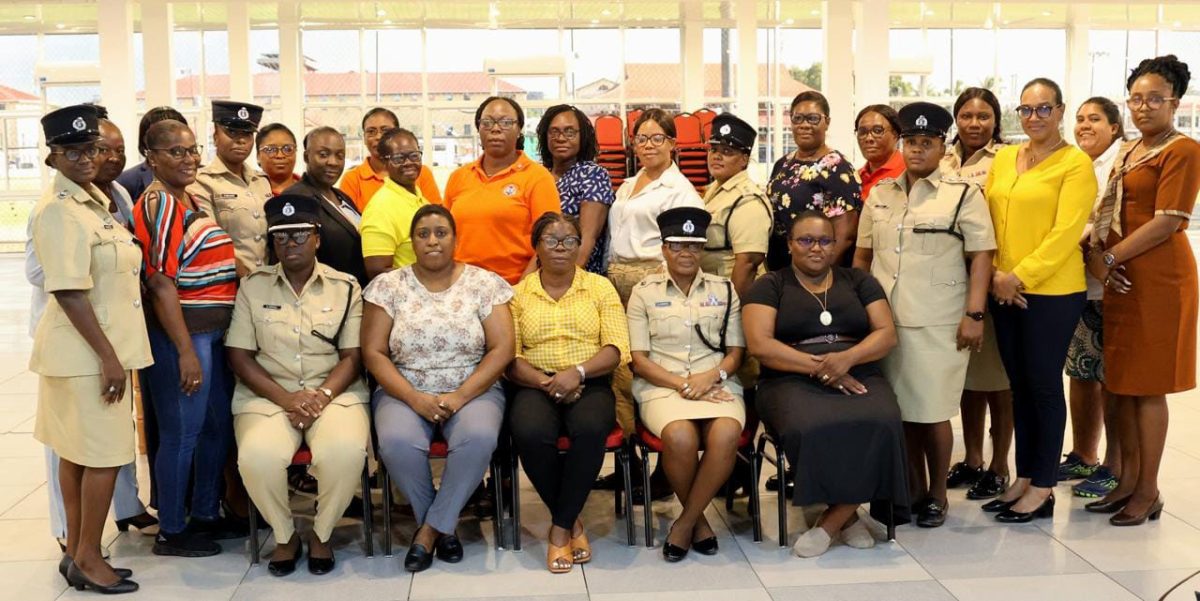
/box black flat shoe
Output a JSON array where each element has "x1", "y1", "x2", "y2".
[
  {"x1": 691, "y1": 536, "x2": 719, "y2": 555},
  {"x1": 946, "y1": 462, "x2": 985, "y2": 488},
  {"x1": 981, "y1": 498, "x2": 1017, "y2": 513},
  {"x1": 1085, "y1": 495, "x2": 1132, "y2": 514},
  {"x1": 435, "y1": 534, "x2": 464, "y2": 563},
  {"x1": 916, "y1": 498, "x2": 948, "y2": 528},
  {"x1": 307, "y1": 548, "x2": 335, "y2": 575},
  {"x1": 966, "y1": 470, "x2": 1008, "y2": 500},
  {"x1": 66, "y1": 563, "x2": 138, "y2": 595},
  {"x1": 404, "y1": 543, "x2": 434, "y2": 573},
  {"x1": 996, "y1": 495, "x2": 1054, "y2": 523},
  {"x1": 58, "y1": 557, "x2": 132, "y2": 583},
  {"x1": 267, "y1": 538, "x2": 301, "y2": 577},
  {"x1": 662, "y1": 542, "x2": 688, "y2": 562},
  {"x1": 114, "y1": 512, "x2": 158, "y2": 533}
]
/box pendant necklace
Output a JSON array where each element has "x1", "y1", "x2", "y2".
[{"x1": 794, "y1": 267, "x2": 833, "y2": 326}]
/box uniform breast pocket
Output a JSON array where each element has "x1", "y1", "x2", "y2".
[
  {"x1": 305, "y1": 316, "x2": 340, "y2": 352},
  {"x1": 648, "y1": 311, "x2": 686, "y2": 342},
  {"x1": 696, "y1": 306, "x2": 726, "y2": 342},
  {"x1": 914, "y1": 218, "x2": 955, "y2": 255},
  {"x1": 216, "y1": 204, "x2": 253, "y2": 237},
  {"x1": 255, "y1": 313, "x2": 294, "y2": 352},
  {"x1": 930, "y1": 265, "x2": 968, "y2": 289}
]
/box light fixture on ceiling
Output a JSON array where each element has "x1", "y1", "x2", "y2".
[
  {"x1": 809, "y1": 9, "x2": 819, "y2": 16},
  {"x1": 924, "y1": 10, "x2": 935, "y2": 16},
  {"x1": 600, "y1": 9, "x2": 611, "y2": 16},
  {"x1": 383, "y1": 19, "x2": 392, "y2": 25},
  {"x1": 376, "y1": 9, "x2": 386, "y2": 17},
  {"x1": 23, "y1": 15, "x2": 35, "y2": 21},
  {"x1": 55, "y1": 23, "x2": 65, "y2": 29},
  {"x1": 1041, "y1": 10, "x2": 1052, "y2": 17},
  {"x1": 590, "y1": 18, "x2": 599, "y2": 24},
  {"x1": 784, "y1": 18, "x2": 795, "y2": 25}
]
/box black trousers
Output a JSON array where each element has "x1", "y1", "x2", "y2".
[
  {"x1": 991, "y1": 292, "x2": 1086, "y2": 488},
  {"x1": 509, "y1": 378, "x2": 615, "y2": 530}
]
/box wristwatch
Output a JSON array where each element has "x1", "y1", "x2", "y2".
[
  {"x1": 318, "y1": 387, "x2": 334, "y2": 400},
  {"x1": 575, "y1": 364, "x2": 587, "y2": 380},
  {"x1": 1102, "y1": 251, "x2": 1117, "y2": 268},
  {"x1": 718, "y1": 369, "x2": 728, "y2": 382},
  {"x1": 965, "y1": 311, "x2": 985, "y2": 322}
]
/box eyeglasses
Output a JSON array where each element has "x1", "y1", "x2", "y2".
[
  {"x1": 384, "y1": 151, "x2": 422, "y2": 165},
  {"x1": 707, "y1": 145, "x2": 744, "y2": 158},
  {"x1": 1015, "y1": 104, "x2": 1060, "y2": 120},
  {"x1": 633, "y1": 134, "x2": 672, "y2": 147},
  {"x1": 855, "y1": 125, "x2": 891, "y2": 139},
  {"x1": 259, "y1": 144, "x2": 296, "y2": 157},
  {"x1": 270, "y1": 229, "x2": 315, "y2": 245},
  {"x1": 792, "y1": 236, "x2": 836, "y2": 248},
  {"x1": 666, "y1": 241, "x2": 704, "y2": 253},
  {"x1": 363, "y1": 127, "x2": 393, "y2": 138},
  {"x1": 479, "y1": 117, "x2": 518, "y2": 131},
  {"x1": 540, "y1": 235, "x2": 581, "y2": 250},
  {"x1": 1126, "y1": 95, "x2": 1176, "y2": 110},
  {"x1": 791, "y1": 113, "x2": 825, "y2": 126},
  {"x1": 50, "y1": 146, "x2": 100, "y2": 162},
  {"x1": 150, "y1": 145, "x2": 204, "y2": 160},
  {"x1": 548, "y1": 127, "x2": 579, "y2": 140},
  {"x1": 414, "y1": 227, "x2": 453, "y2": 240}
]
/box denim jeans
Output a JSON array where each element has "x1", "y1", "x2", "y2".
[{"x1": 141, "y1": 327, "x2": 233, "y2": 535}]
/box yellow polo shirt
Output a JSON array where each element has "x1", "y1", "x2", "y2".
[{"x1": 360, "y1": 177, "x2": 428, "y2": 269}]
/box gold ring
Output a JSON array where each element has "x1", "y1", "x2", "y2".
[{"x1": 821, "y1": 374, "x2": 830, "y2": 382}]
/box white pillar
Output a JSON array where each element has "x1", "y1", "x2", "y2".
[
  {"x1": 680, "y1": 0, "x2": 704, "y2": 111},
  {"x1": 277, "y1": 0, "x2": 303, "y2": 133},
  {"x1": 227, "y1": 0, "x2": 252, "y2": 102},
  {"x1": 854, "y1": 0, "x2": 889, "y2": 121},
  {"x1": 735, "y1": 0, "x2": 758, "y2": 119},
  {"x1": 1064, "y1": 4, "x2": 1091, "y2": 145},
  {"x1": 823, "y1": 0, "x2": 854, "y2": 154},
  {"x1": 141, "y1": 0, "x2": 175, "y2": 110},
  {"x1": 97, "y1": 0, "x2": 136, "y2": 138}
]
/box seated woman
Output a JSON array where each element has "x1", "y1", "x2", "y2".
[
  {"x1": 743, "y1": 210, "x2": 908, "y2": 558},
  {"x1": 627, "y1": 207, "x2": 745, "y2": 562},
  {"x1": 362, "y1": 204, "x2": 515, "y2": 573},
  {"x1": 508, "y1": 212, "x2": 629, "y2": 574},
  {"x1": 225, "y1": 194, "x2": 369, "y2": 577}
]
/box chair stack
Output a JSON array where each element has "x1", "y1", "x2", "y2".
[
  {"x1": 593, "y1": 114, "x2": 629, "y2": 193},
  {"x1": 673, "y1": 112, "x2": 710, "y2": 196}
]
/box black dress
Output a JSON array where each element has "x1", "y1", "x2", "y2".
[
  {"x1": 283, "y1": 174, "x2": 368, "y2": 286},
  {"x1": 746, "y1": 266, "x2": 909, "y2": 523}
]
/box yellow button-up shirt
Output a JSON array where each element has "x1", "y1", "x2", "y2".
[
  {"x1": 511, "y1": 269, "x2": 631, "y2": 374},
  {"x1": 700, "y1": 169, "x2": 773, "y2": 278},
  {"x1": 858, "y1": 169, "x2": 996, "y2": 327},
  {"x1": 225, "y1": 262, "x2": 367, "y2": 415},
  {"x1": 190, "y1": 158, "x2": 273, "y2": 275}
]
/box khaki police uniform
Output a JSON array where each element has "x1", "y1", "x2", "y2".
[
  {"x1": 190, "y1": 160, "x2": 272, "y2": 275},
  {"x1": 626, "y1": 270, "x2": 746, "y2": 436},
  {"x1": 857, "y1": 170, "x2": 996, "y2": 423},
  {"x1": 30, "y1": 172, "x2": 153, "y2": 467},
  {"x1": 226, "y1": 262, "x2": 369, "y2": 544}
]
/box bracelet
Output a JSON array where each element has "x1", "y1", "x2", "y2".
[{"x1": 575, "y1": 364, "x2": 587, "y2": 380}]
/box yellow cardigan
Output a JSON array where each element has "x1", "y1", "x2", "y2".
[{"x1": 985, "y1": 145, "x2": 1097, "y2": 295}]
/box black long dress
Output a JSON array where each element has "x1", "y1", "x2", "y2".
[{"x1": 747, "y1": 266, "x2": 910, "y2": 524}]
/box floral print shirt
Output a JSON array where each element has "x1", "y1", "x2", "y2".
[
  {"x1": 765, "y1": 150, "x2": 863, "y2": 269},
  {"x1": 556, "y1": 160, "x2": 615, "y2": 274}
]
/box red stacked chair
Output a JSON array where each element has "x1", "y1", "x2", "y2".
[
  {"x1": 593, "y1": 114, "x2": 629, "y2": 193},
  {"x1": 694, "y1": 108, "x2": 717, "y2": 142},
  {"x1": 673, "y1": 112, "x2": 710, "y2": 196},
  {"x1": 626, "y1": 109, "x2": 645, "y2": 176}
]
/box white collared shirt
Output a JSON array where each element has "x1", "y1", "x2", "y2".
[{"x1": 608, "y1": 162, "x2": 704, "y2": 262}]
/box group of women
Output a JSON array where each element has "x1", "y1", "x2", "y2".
[{"x1": 26, "y1": 52, "x2": 1198, "y2": 594}]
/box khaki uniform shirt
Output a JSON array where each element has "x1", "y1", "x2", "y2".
[
  {"x1": 190, "y1": 159, "x2": 272, "y2": 274},
  {"x1": 940, "y1": 140, "x2": 1004, "y2": 187},
  {"x1": 225, "y1": 262, "x2": 367, "y2": 416},
  {"x1": 29, "y1": 173, "x2": 152, "y2": 376},
  {"x1": 700, "y1": 170, "x2": 773, "y2": 277},
  {"x1": 626, "y1": 271, "x2": 745, "y2": 400},
  {"x1": 857, "y1": 169, "x2": 996, "y2": 327}
]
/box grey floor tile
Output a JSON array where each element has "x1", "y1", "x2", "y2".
[
  {"x1": 0, "y1": 560, "x2": 66, "y2": 601},
  {"x1": 939, "y1": 573, "x2": 1140, "y2": 601},
  {"x1": 768, "y1": 580, "x2": 954, "y2": 601},
  {"x1": 899, "y1": 524, "x2": 1094, "y2": 580},
  {"x1": 1107, "y1": 569, "x2": 1200, "y2": 601}
]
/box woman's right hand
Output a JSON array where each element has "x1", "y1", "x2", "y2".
[
  {"x1": 178, "y1": 349, "x2": 203, "y2": 396},
  {"x1": 832, "y1": 374, "x2": 868, "y2": 395},
  {"x1": 99, "y1": 357, "x2": 127, "y2": 405},
  {"x1": 279, "y1": 390, "x2": 323, "y2": 418},
  {"x1": 410, "y1": 392, "x2": 452, "y2": 424}
]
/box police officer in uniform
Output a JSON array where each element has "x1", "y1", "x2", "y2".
[
  {"x1": 853, "y1": 102, "x2": 996, "y2": 528},
  {"x1": 627, "y1": 207, "x2": 746, "y2": 560},
  {"x1": 31, "y1": 104, "x2": 151, "y2": 594},
  {"x1": 225, "y1": 194, "x2": 369, "y2": 577},
  {"x1": 701, "y1": 113, "x2": 772, "y2": 298},
  {"x1": 191, "y1": 100, "x2": 273, "y2": 276}
]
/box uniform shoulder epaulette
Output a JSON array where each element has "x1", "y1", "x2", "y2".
[
  {"x1": 941, "y1": 174, "x2": 982, "y2": 191},
  {"x1": 701, "y1": 271, "x2": 732, "y2": 284},
  {"x1": 635, "y1": 272, "x2": 669, "y2": 287},
  {"x1": 244, "y1": 264, "x2": 276, "y2": 279},
  {"x1": 320, "y1": 264, "x2": 360, "y2": 286}
]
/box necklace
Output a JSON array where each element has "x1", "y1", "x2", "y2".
[
  {"x1": 1023, "y1": 137, "x2": 1066, "y2": 170},
  {"x1": 793, "y1": 267, "x2": 834, "y2": 326}
]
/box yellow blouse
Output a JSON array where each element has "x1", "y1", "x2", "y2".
[
  {"x1": 985, "y1": 145, "x2": 1096, "y2": 295},
  {"x1": 511, "y1": 269, "x2": 632, "y2": 373}
]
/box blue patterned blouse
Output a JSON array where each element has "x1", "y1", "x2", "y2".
[{"x1": 556, "y1": 160, "x2": 616, "y2": 274}]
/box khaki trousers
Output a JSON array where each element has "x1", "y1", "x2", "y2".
[
  {"x1": 234, "y1": 402, "x2": 369, "y2": 544},
  {"x1": 607, "y1": 259, "x2": 663, "y2": 436}
]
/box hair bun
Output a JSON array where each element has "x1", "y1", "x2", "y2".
[{"x1": 1128, "y1": 54, "x2": 1192, "y2": 96}]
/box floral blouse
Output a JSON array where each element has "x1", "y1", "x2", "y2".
[
  {"x1": 765, "y1": 150, "x2": 863, "y2": 269},
  {"x1": 362, "y1": 264, "x2": 513, "y2": 393},
  {"x1": 556, "y1": 160, "x2": 615, "y2": 274}
]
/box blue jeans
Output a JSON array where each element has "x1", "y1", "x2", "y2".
[{"x1": 141, "y1": 328, "x2": 233, "y2": 534}]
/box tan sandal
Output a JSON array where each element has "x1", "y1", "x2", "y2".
[
  {"x1": 547, "y1": 540, "x2": 574, "y2": 573},
  {"x1": 569, "y1": 522, "x2": 591, "y2": 564}
]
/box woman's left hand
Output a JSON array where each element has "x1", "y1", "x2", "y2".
[
  {"x1": 286, "y1": 410, "x2": 308, "y2": 431},
  {"x1": 1105, "y1": 265, "x2": 1133, "y2": 294},
  {"x1": 542, "y1": 369, "x2": 583, "y2": 403},
  {"x1": 679, "y1": 370, "x2": 721, "y2": 400},
  {"x1": 436, "y1": 391, "x2": 467, "y2": 415},
  {"x1": 813, "y1": 351, "x2": 854, "y2": 387},
  {"x1": 956, "y1": 316, "x2": 984, "y2": 351},
  {"x1": 991, "y1": 271, "x2": 1028, "y2": 309}
]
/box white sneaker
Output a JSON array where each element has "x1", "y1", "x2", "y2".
[
  {"x1": 840, "y1": 518, "x2": 876, "y2": 549},
  {"x1": 792, "y1": 526, "x2": 833, "y2": 558},
  {"x1": 856, "y1": 507, "x2": 889, "y2": 542}
]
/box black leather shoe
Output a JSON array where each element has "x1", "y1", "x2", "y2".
[
  {"x1": 114, "y1": 512, "x2": 158, "y2": 533},
  {"x1": 404, "y1": 543, "x2": 434, "y2": 573},
  {"x1": 59, "y1": 557, "x2": 132, "y2": 584},
  {"x1": 153, "y1": 531, "x2": 221, "y2": 557},
  {"x1": 435, "y1": 534, "x2": 464, "y2": 563},
  {"x1": 1085, "y1": 495, "x2": 1132, "y2": 514},
  {"x1": 765, "y1": 469, "x2": 796, "y2": 498},
  {"x1": 946, "y1": 462, "x2": 985, "y2": 488},
  {"x1": 307, "y1": 548, "x2": 335, "y2": 575},
  {"x1": 966, "y1": 470, "x2": 1008, "y2": 500},
  {"x1": 66, "y1": 563, "x2": 138, "y2": 595},
  {"x1": 188, "y1": 516, "x2": 247, "y2": 541},
  {"x1": 692, "y1": 536, "x2": 719, "y2": 555},
  {"x1": 662, "y1": 542, "x2": 688, "y2": 562},
  {"x1": 267, "y1": 538, "x2": 301, "y2": 577},
  {"x1": 916, "y1": 498, "x2": 948, "y2": 528},
  {"x1": 996, "y1": 495, "x2": 1055, "y2": 523},
  {"x1": 981, "y1": 498, "x2": 1018, "y2": 513}
]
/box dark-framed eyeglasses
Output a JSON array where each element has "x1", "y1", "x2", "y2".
[
  {"x1": 259, "y1": 144, "x2": 296, "y2": 157},
  {"x1": 540, "y1": 235, "x2": 581, "y2": 250},
  {"x1": 1015, "y1": 104, "x2": 1060, "y2": 120},
  {"x1": 548, "y1": 127, "x2": 580, "y2": 141},
  {"x1": 384, "y1": 151, "x2": 423, "y2": 165},
  {"x1": 1126, "y1": 95, "x2": 1176, "y2": 111},
  {"x1": 666, "y1": 241, "x2": 704, "y2": 253},
  {"x1": 150, "y1": 145, "x2": 204, "y2": 160},
  {"x1": 855, "y1": 125, "x2": 891, "y2": 139},
  {"x1": 50, "y1": 146, "x2": 100, "y2": 163},
  {"x1": 270, "y1": 229, "x2": 316, "y2": 245},
  {"x1": 633, "y1": 133, "x2": 672, "y2": 147},
  {"x1": 479, "y1": 117, "x2": 518, "y2": 131},
  {"x1": 791, "y1": 113, "x2": 825, "y2": 126},
  {"x1": 792, "y1": 235, "x2": 836, "y2": 248}
]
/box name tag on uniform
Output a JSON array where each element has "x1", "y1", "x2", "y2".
[
  {"x1": 103, "y1": 223, "x2": 114, "y2": 229},
  {"x1": 217, "y1": 193, "x2": 238, "y2": 200},
  {"x1": 872, "y1": 203, "x2": 889, "y2": 210},
  {"x1": 322, "y1": 307, "x2": 332, "y2": 312},
  {"x1": 262, "y1": 304, "x2": 281, "y2": 310},
  {"x1": 654, "y1": 301, "x2": 672, "y2": 307}
]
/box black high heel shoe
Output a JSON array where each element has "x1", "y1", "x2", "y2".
[
  {"x1": 114, "y1": 512, "x2": 159, "y2": 534},
  {"x1": 65, "y1": 563, "x2": 138, "y2": 595},
  {"x1": 1110, "y1": 495, "x2": 1164, "y2": 527},
  {"x1": 981, "y1": 498, "x2": 1017, "y2": 513},
  {"x1": 996, "y1": 495, "x2": 1055, "y2": 523},
  {"x1": 1085, "y1": 495, "x2": 1132, "y2": 514},
  {"x1": 58, "y1": 556, "x2": 131, "y2": 584}
]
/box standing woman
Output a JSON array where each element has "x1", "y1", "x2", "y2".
[
  {"x1": 1062, "y1": 98, "x2": 1125, "y2": 499},
  {"x1": 361, "y1": 128, "x2": 429, "y2": 280},
  {"x1": 31, "y1": 105, "x2": 151, "y2": 593},
  {"x1": 118, "y1": 106, "x2": 187, "y2": 203},
  {"x1": 942, "y1": 87, "x2": 1013, "y2": 501},
  {"x1": 338, "y1": 107, "x2": 441, "y2": 211},
  {"x1": 134, "y1": 120, "x2": 240, "y2": 557},
  {"x1": 983, "y1": 78, "x2": 1095, "y2": 523},
  {"x1": 257, "y1": 123, "x2": 300, "y2": 196},
  {"x1": 854, "y1": 103, "x2": 996, "y2": 528},
  {"x1": 766, "y1": 91, "x2": 863, "y2": 271},
  {"x1": 1087, "y1": 56, "x2": 1200, "y2": 525},
  {"x1": 536, "y1": 104, "x2": 615, "y2": 274},
  {"x1": 443, "y1": 96, "x2": 562, "y2": 285},
  {"x1": 855, "y1": 105, "x2": 905, "y2": 199}
]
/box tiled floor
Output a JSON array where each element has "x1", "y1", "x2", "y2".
[{"x1": 3, "y1": 254, "x2": 1200, "y2": 601}]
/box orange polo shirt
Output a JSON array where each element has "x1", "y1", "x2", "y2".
[
  {"x1": 858, "y1": 150, "x2": 906, "y2": 199},
  {"x1": 338, "y1": 160, "x2": 442, "y2": 212},
  {"x1": 442, "y1": 152, "x2": 562, "y2": 284}
]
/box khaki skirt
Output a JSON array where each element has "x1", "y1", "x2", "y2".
[
  {"x1": 883, "y1": 325, "x2": 969, "y2": 424},
  {"x1": 35, "y1": 374, "x2": 135, "y2": 468},
  {"x1": 635, "y1": 379, "x2": 746, "y2": 437},
  {"x1": 963, "y1": 313, "x2": 1009, "y2": 392}
]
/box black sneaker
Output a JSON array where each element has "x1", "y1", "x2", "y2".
[
  {"x1": 946, "y1": 462, "x2": 985, "y2": 488},
  {"x1": 188, "y1": 516, "x2": 248, "y2": 540},
  {"x1": 152, "y1": 531, "x2": 221, "y2": 557},
  {"x1": 966, "y1": 470, "x2": 1008, "y2": 500}
]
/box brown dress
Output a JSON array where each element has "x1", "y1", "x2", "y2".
[{"x1": 1104, "y1": 138, "x2": 1200, "y2": 396}]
